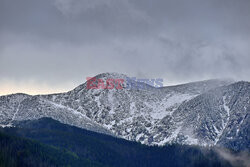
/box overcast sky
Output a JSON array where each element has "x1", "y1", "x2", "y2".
[{"x1": 0, "y1": 0, "x2": 250, "y2": 95}]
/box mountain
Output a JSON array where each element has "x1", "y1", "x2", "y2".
[
  {"x1": 0, "y1": 118, "x2": 234, "y2": 167},
  {"x1": 0, "y1": 93, "x2": 112, "y2": 135},
  {"x1": 0, "y1": 72, "x2": 249, "y2": 151},
  {"x1": 170, "y1": 81, "x2": 249, "y2": 151}
]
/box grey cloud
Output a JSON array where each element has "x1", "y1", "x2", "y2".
[{"x1": 0, "y1": 0, "x2": 250, "y2": 91}]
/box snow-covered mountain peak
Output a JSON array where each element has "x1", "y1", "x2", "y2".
[
  {"x1": 94, "y1": 72, "x2": 129, "y2": 80},
  {"x1": 0, "y1": 74, "x2": 248, "y2": 151}
]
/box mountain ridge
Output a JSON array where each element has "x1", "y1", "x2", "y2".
[
  {"x1": 1, "y1": 117, "x2": 236, "y2": 167},
  {"x1": 0, "y1": 73, "x2": 249, "y2": 151}
]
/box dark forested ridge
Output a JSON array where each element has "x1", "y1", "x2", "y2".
[
  {"x1": 0, "y1": 131, "x2": 102, "y2": 167},
  {"x1": 0, "y1": 118, "x2": 235, "y2": 167}
]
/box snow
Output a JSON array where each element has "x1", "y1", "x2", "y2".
[
  {"x1": 107, "y1": 91, "x2": 115, "y2": 114},
  {"x1": 236, "y1": 118, "x2": 245, "y2": 136},
  {"x1": 105, "y1": 120, "x2": 116, "y2": 129},
  {"x1": 223, "y1": 96, "x2": 230, "y2": 118},
  {"x1": 0, "y1": 74, "x2": 247, "y2": 149},
  {"x1": 127, "y1": 128, "x2": 132, "y2": 133},
  {"x1": 163, "y1": 93, "x2": 195, "y2": 109},
  {"x1": 46, "y1": 100, "x2": 93, "y2": 122},
  {"x1": 184, "y1": 135, "x2": 199, "y2": 145},
  {"x1": 214, "y1": 96, "x2": 231, "y2": 145},
  {"x1": 166, "y1": 126, "x2": 182, "y2": 143},
  {"x1": 213, "y1": 125, "x2": 220, "y2": 135},
  {"x1": 52, "y1": 95, "x2": 56, "y2": 101},
  {"x1": 149, "y1": 93, "x2": 196, "y2": 120},
  {"x1": 157, "y1": 137, "x2": 169, "y2": 146},
  {"x1": 6, "y1": 102, "x2": 21, "y2": 127},
  {"x1": 136, "y1": 133, "x2": 143, "y2": 141},
  {"x1": 129, "y1": 102, "x2": 136, "y2": 115},
  {"x1": 0, "y1": 124, "x2": 13, "y2": 128},
  {"x1": 104, "y1": 124, "x2": 113, "y2": 129}
]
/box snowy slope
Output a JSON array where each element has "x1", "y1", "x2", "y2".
[
  {"x1": 0, "y1": 93, "x2": 112, "y2": 135},
  {"x1": 0, "y1": 73, "x2": 248, "y2": 151},
  {"x1": 168, "y1": 81, "x2": 249, "y2": 149}
]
